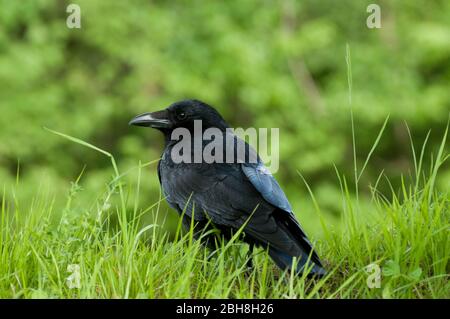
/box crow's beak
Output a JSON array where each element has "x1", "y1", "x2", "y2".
[{"x1": 129, "y1": 110, "x2": 171, "y2": 128}]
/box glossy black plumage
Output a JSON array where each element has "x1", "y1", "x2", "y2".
[{"x1": 130, "y1": 99, "x2": 326, "y2": 276}]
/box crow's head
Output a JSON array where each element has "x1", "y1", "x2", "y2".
[{"x1": 129, "y1": 99, "x2": 229, "y2": 132}]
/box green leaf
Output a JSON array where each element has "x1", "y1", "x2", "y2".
[
  {"x1": 408, "y1": 267, "x2": 422, "y2": 281},
  {"x1": 383, "y1": 260, "x2": 401, "y2": 277},
  {"x1": 382, "y1": 282, "x2": 392, "y2": 299}
]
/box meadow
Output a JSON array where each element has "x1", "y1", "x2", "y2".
[{"x1": 0, "y1": 124, "x2": 447, "y2": 298}]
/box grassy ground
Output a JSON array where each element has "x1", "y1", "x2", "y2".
[{"x1": 0, "y1": 127, "x2": 448, "y2": 299}]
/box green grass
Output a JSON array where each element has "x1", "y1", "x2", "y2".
[{"x1": 0, "y1": 124, "x2": 448, "y2": 299}]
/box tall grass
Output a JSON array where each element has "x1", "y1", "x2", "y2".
[{"x1": 0, "y1": 123, "x2": 448, "y2": 298}]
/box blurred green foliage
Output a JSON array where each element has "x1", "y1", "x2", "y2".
[{"x1": 0, "y1": 0, "x2": 448, "y2": 234}]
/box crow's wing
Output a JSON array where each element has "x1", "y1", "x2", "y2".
[
  {"x1": 160, "y1": 161, "x2": 310, "y2": 258},
  {"x1": 241, "y1": 160, "x2": 323, "y2": 266},
  {"x1": 241, "y1": 162, "x2": 292, "y2": 212}
]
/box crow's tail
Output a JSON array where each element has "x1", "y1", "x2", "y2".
[
  {"x1": 268, "y1": 245, "x2": 326, "y2": 277},
  {"x1": 269, "y1": 209, "x2": 327, "y2": 277}
]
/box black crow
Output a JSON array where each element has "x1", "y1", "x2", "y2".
[{"x1": 129, "y1": 99, "x2": 326, "y2": 277}]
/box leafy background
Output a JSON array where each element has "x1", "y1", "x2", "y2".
[{"x1": 0, "y1": 0, "x2": 449, "y2": 236}]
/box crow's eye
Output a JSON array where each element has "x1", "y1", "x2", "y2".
[{"x1": 177, "y1": 112, "x2": 187, "y2": 120}]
